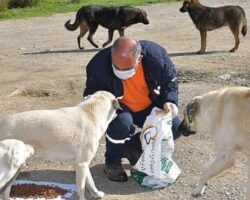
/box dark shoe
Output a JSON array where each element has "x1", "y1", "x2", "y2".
[
  {"x1": 104, "y1": 162, "x2": 128, "y2": 182},
  {"x1": 125, "y1": 146, "x2": 143, "y2": 166}
]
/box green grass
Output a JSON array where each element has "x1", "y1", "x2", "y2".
[{"x1": 0, "y1": 0, "x2": 181, "y2": 20}]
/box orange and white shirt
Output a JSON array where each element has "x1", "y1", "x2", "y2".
[{"x1": 120, "y1": 63, "x2": 152, "y2": 112}]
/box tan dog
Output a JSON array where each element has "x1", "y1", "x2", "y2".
[
  {"x1": 0, "y1": 91, "x2": 120, "y2": 200},
  {"x1": 180, "y1": 0, "x2": 247, "y2": 54},
  {"x1": 179, "y1": 87, "x2": 250, "y2": 198}
]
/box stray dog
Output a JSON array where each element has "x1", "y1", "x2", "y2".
[
  {"x1": 65, "y1": 5, "x2": 149, "y2": 49},
  {"x1": 180, "y1": 0, "x2": 247, "y2": 53},
  {"x1": 0, "y1": 91, "x2": 121, "y2": 200},
  {"x1": 0, "y1": 139, "x2": 34, "y2": 200},
  {"x1": 179, "y1": 87, "x2": 250, "y2": 198}
]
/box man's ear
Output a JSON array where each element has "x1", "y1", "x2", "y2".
[
  {"x1": 113, "y1": 99, "x2": 122, "y2": 110},
  {"x1": 137, "y1": 55, "x2": 143, "y2": 64}
]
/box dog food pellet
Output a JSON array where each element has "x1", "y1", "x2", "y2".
[{"x1": 10, "y1": 183, "x2": 68, "y2": 199}]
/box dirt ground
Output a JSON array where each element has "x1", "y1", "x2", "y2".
[{"x1": 0, "y1": 0, "x2": 249, "y2": 199}]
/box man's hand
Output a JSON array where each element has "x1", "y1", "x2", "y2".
[{"x1": 163, "y1": 102, "x2": 178, "y2": 118}]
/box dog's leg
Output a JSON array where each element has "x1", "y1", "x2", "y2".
[
  {"x1": 87, "y1": 24, "x2": 99, "y2": 48},
  {"x1": 3, "y1": 184, "x2": 11, "y2": 200},
  {"x1": 229, "y1": 24, "x2": 240, "y2": 52},
  {"x1": 86, "y1": 167, "x2": 104, "y2": 199},
  {"x1": 0, "y1": 194, "x2": 4, "y2": 200},
  {"x1": 78, "y1": 24, "x2": 89, "y2": 49},
  {"x1": 102, "y1": 29, "x2": 114, "y2": 48},
  {"x1": 248, "y1": 157, "x2": 250, "y2": 199},
  {"x1": 75, "y1": 140, "x2": 103, "y2": 200},
  {"x1": 75, "y1": 163, "x2": 104, "y2": 199},
  {"x1": 197, "y1": 30, "x2": 207, "y2": 54},
  {"x1": 118, "y1": 29, "x2": 125, "y2": 37},
  {"x1": 192, "y1": 149, "x2": 235, "y2": 197},
  {"x1": 75, "y1": 162, "x2": 88, "y2": 200},
  {"x1": 2, "y1": 170, "x2": 19, "y2": 200}
]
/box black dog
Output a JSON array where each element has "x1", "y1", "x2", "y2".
[
  {"x1": 65, "y1": 5, "x2": 149, "y2": 49},
  {"x1": 180, "y1": 0, "x2": 247, "y2": 54}
]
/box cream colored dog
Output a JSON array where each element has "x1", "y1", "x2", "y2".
[
  {"x1": 0, "y1": 91, "x2": 120, "y2": 200},
  {"x1": 0, "y1": 139, "x2": 34, "y2": 200},
  {"x1": 179, "y1": 87, "x2": 250, "y2": 198}
]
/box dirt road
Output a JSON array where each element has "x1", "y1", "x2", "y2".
[{"x1": 0, "y1": 0, "x2": 249, "y2": 199}]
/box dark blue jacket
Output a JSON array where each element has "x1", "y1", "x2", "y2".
[{"x1": 83, "y1": 40, "x2": 179, "y2": 109}]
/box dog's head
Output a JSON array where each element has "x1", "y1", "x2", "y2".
[
  {"x1": 82, "y1": 91, "x2": 121, "y2": 124},
  {"x1": 2, "y1": 139, "x2": 35, "y2": 169},
  {"x1": 124, "y1": 7, "x2": 149, "y2": 25},
  {"x1": 178, "y1": 96, "x2": 201, "y2": 136},
  {"x1": 137, "y1": 9, "x2": 149, "y2": 25},
  {"x1": 179, "y1": 0, "x2": 201, "y2": 12}
]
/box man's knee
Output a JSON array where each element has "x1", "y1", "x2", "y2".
[{"x1": 106, "y1": 111, "x2": 134, "y2": 140}]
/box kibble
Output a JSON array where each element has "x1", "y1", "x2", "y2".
[{"x1": 10, "y1": 183, "x2": 68, "y2": 199}]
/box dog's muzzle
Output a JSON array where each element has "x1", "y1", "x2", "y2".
[
  {"x1": 178, "y1": 119, "x2": 196, "y2": 136},
  {"x1": 179, "y1": 7, "x2": 187, "y2": 12},
  {"x1": 143, "y1": 19, "x2": 149, "y2": 25}
]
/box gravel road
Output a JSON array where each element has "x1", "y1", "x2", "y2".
[{"x1": 0, "y1": 0, "x2": 249, "y2": 199}]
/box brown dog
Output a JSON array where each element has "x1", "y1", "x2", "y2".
[
  {"x1": 65, "y1": 5, "x2": 149, "y2": 49},
  {"x1": 179, "y1": 87, "x2": 250, "y2": 198},
  {"x1": 180, "y1": 0, "x2": 247, "y2": 54}
]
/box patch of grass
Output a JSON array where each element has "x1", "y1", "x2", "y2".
[
  {"x1": 8, "y1": 0, "x2": 39, "y2": 9},
  {"x1": 0, "y1": 0, "x2": 39, "y2": 11},
  {"x1": 0, "y1": 0, "x2": 181, "y2": 20},
  {"x1": 0, "y1": 0, "x2": 8, "y2": 11}
]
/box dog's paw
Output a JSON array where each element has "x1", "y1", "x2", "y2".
[
  {"x1": 196, "y1": 50, "x2": 205, "y2": 54},
  {"x1": 69, "y1": 192, "x2": 80, "y2": 200},
  {"x1": 229, "y1": 48, "x2": 236, "y2": 52},
  {"x1": 92, "y1": 191, "x2": 105, "y2": 199},
  {"x1": 192, "y1": 183, "x2": 206, "y2": 197}
]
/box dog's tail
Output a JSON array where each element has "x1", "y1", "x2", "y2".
[
  {"x1": 242, "y1": 23, "x2": 247, "y2": 36},
  {"x1": 241, "y1": 9, "x2": 247, "y2": 36},
  {"x1": 64, "y1": 16, "x2": 81, "y2": 31}
]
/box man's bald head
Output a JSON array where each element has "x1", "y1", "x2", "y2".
[{"x1": 111, "y1": 37, "x2": 142, "y2": 71}]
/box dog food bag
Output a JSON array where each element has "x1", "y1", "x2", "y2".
[{"x1": 131, "y1": 107, "x2": 181, "y2": 189}]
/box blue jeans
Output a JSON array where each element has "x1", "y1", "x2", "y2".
[{"x1": 105, "y1": 104, "x2": 181, "y2": 164}]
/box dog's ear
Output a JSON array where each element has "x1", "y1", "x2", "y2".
[
  {"x1": 186, "y1": 98, "x2": 200, "y2": 123},
  {"x1": 124, "y1": 10, "x2": 137, "y2": 22},
  {"x1": 113, "y1": 99, "x2": 122, "y2": 110},
  {"x1": 190, "y1": 0, "x2": 200, "y2": 4}
]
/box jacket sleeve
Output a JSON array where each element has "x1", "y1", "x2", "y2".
[
  {"x1": 159, "y1": 55, "x2": 179, "y2": 107},
  {"x1": 140, "y1": 40, "x2": 179, "y2": 108},
  {"x1": 83, "y1": 48, "x2": 112, "y2": 97}
]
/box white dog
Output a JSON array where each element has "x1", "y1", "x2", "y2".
[
  {"x1": 0, "y1": 91, "x2": 120, "y2": 200},
  {"x1": 0, "y1": 139, "x2": 34, "y2": 200},
  {"x1": 179, "y1": 87, "x2": 250, "y2": 198}
]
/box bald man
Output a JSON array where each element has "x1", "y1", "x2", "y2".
[{"x1": 83, "y1": 37, "x2": 180, "y2": 182}]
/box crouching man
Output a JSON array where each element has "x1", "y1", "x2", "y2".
[{"x1": 83, "y1": 36, "x2": 181, "y2": 182}]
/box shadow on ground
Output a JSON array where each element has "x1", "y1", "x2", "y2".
[
  {"x1": 168, "y1": 50, "x2": 227, "y2": 57},
  {"x1": 23, "y1": 48, "x2": 100, "y2": 55},
  {"x1": 17, "y1": 164, "x2": 151, "y2": 196}
]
